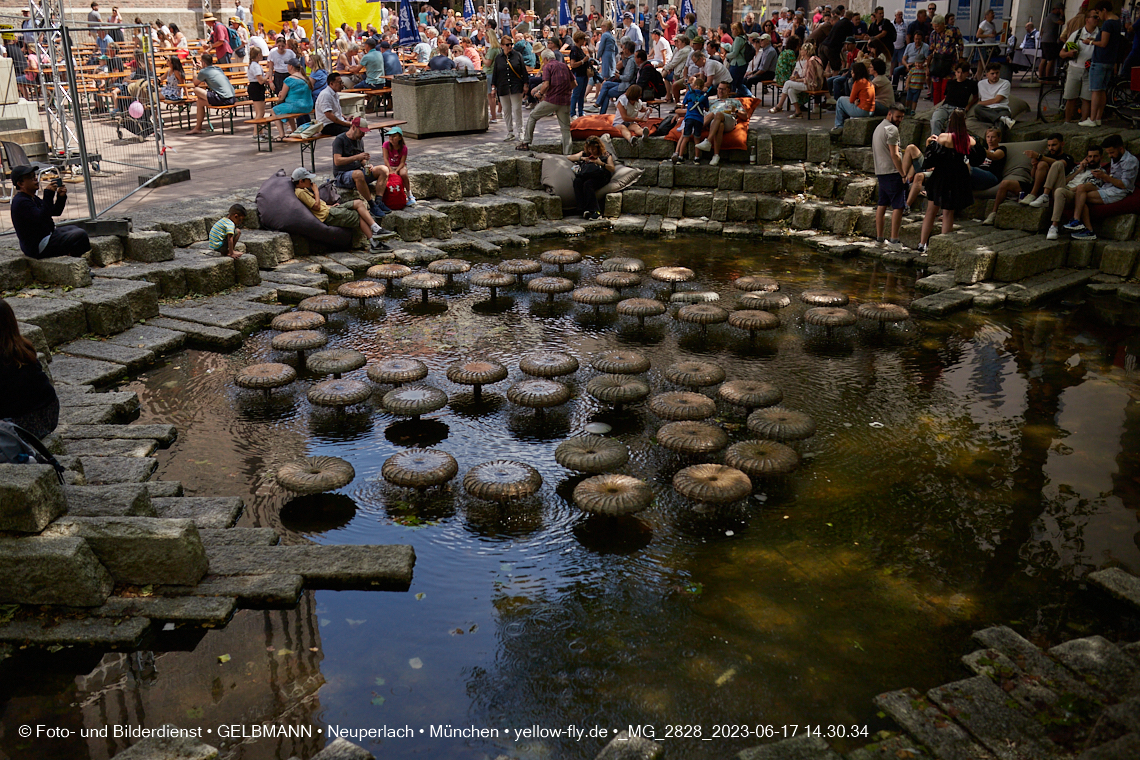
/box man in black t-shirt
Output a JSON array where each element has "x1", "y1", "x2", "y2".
[
  {"x1": 574, "y1": 7, "x2": 588, "y2": 32},
  {"x1": 865, "y1": 6, "x2": 897, "y2": 60},
  {"x1": 930, "y1": 62, "x2": 977, "y2": 135},
  {"x1": 824, "y1": 8, "x2": 856, "y2": 71},
  {"x1": 907, "y1": 9, "x2": 932, "y2": 45},
  {"x1": 332, "y1": 118, "x2": 390, "y2": 218},
  {"x1": 1021, "y1": 133, "x2": 1077, "y2": 206}
]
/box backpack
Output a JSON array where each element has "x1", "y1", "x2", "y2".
[
  {"x1": 226, "y1": 25, "x2": 243, "y2": 53},
  {"x1": 742, "y1": 41, "x2": 755, "y2": 63},
  {"x1": 0, "y1": 420, "x2": 65, "y2": 483},
  {"x1": 382, "y1": 173, "x2": 407, "y2": 210}
]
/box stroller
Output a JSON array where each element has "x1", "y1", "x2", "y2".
[{"x1": 114, "y1": 79, "x2": 156, "y2": 142}]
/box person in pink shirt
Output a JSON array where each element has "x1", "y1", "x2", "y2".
[{"x1": 381, "y1": 127, "x2": 414, "y2": 205}]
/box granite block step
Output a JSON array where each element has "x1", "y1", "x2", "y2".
[
  {"x1": 8, "y1": 295, "x2": 88, "y2": 347},
  {"x1": 54, "y1": 389, "x2": 140, "y2": 418},
  {"x1": 48, "y1": 355, "x2": 128, "y2": 387},
  {"x1": 157, "y1": 301, "x2": 273, "y2": 335},
  {"x1": 198, "y1": 527, "x2": 280, "y2": 546},
  {"x1": 1049, "y1": 636, "x2": 1140, "y2": 698},
  {"x1": 145, "y1": 316, "x2": 243, "y2": 350},
  {"x1": 204, "y1": 544, "x2": 415, "y2": 591},
  {"x1": 80, "y1": 456, "x2": 158, "y2": 484},
  {"x1": 159, "y1": 574, "x2": 303, "y2": 607},
  {"x1": 93, "y1": 596, "x2": 236, "y2": 625},
  {"x1": 64, "y1": 438, "x2": 160, "y2": 458},
  {"x1": 152, "y1": 496, "x2": 243, "y2": 529},
  {"x1": 63, "y1": 484, "x2": 156, "y2": 517},
  {"x1": 972, "y1": 626, "x2": 1103, "y2": 702},
  {"x1": 58, "y1": 404, "x2": 125, "y2": 426},
  {"x1": 0, "y1": 616, "x2": 151, "y2": 647},
  {"x1": 928, "y1": 675, "x2": 1062, "y2": 759},
  {"x1": 106, "y1": 324, "x2": 186, "y2": 355},
  {"x1": 58, "y1": 339, "x2": 156, "y2": 371},
  {"x1": 873, "y1": 687, "x2": 996, "y2": 760},
  {"x1": 58, "y1": 423, "x2": 177, "y2": 445},
  {"x1": 144, "y1": 481, "x2": 184, "y2": 497},
  {"x1": 909, "y1": 288, "x2": 976, "y2": 315},
  {"x1": 997, "y1": 269, "x2": 1093, "y2": 306},
  {"x1": 1088, "y1": 568, "x2": 1140, "y2": 611}
]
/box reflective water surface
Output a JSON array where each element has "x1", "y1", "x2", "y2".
[{"x1": 3, "y1": 236, "x2": 1139, "y2": 760}]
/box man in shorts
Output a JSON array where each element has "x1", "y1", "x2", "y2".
[
  {"x1": 186, "y1": 52, "x2": 236, "y2": 135},
  {"x1": 1063, "y1": 134, "x2": 1138, "y2": 240},
  {"x1": 292, "y1": 167, "x2": 388, "y2": 251},
  {"x1": 872, "y1": 103, "x2": 906, "y2": 245},
  {"x1": 332, "y1": 117, "x2": 390, "y2": 219}
]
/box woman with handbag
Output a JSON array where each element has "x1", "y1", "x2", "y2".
[
  {"x1": 568, "y1": 136, "x2": 614, "y2": 220},
  {"x1": 492, "y1": 34, "x2": 527, "y2": 142}
]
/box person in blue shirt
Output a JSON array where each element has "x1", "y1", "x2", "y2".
[
  {"x1": 379, "y1": 39, "x2": 402, "y2": 75},
  {"x1": 9, "y1": 165, "x2": 90, "y2": 260},
  {"x1": 669, "y1": 74, "x2": 709, "y2": 164},
  {"x1": 597, "y1": 19, "x2": 617, "y2": 79}
]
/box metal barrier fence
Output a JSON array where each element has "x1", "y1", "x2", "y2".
[{"x1": 0, "y1": 16, "x2": 168, "y2": 235}]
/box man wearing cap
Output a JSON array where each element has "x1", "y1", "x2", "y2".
[
  {"x1": 9, "y1": 166, "x2": 89, "y2": 260},
  {"x1": 186, "y1": 52, "x2": 236, "y2": 135},
  {"x1": 315, "y1": 73, "x2": 352, "y2": 136},
  {"x1": 292, "y1": 167, "x2": 387, "y2": 251},
  {"x1": 742, "y1": 33, "x2": 777, "y2": 92},
  {"x1": 333, "y1": 117, "x2": 390, "y2": 219},
  {"x1": 379, "y1": 39, "x2": 402, "y2": 76},
  {"x1": 621, "y1": 12, "x2": 644, "y2": 49},
  {"x1": 205, "y1": 13, "x2": 233, "y2": 65},
  {"x1": 649, "y1": 29, "x2": 672, "y2": 66}
]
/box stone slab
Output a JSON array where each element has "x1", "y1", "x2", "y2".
[
  {"x1": 59, "y1": 423, "x2": 177, "y2": 445},
  {"x1": 44, "y1": 517, "x2": 208, "y2": 586},
  {"x1": 59, "y1": 339, "x2": 155, "y2": 371},
  {"x1": 1049, "y1": 636, "x2": 1140, "y2": 697},
  {"x1": 48, "y1": 355, "x2": 127, "y2": 387},
  {"x1": 909, "y1": 288, "x2": 976, "y2": 315},
  {"x1": 1088, "y1": 568, "x2": 1140, "y2": 611},
  {"x1": 28, "y1": 255, "x2": 93, "y2": 288},
  {"x1": 0, "y1": 536, "x2": 113, "y2": 606},
  {"x1": 971, "y1": 626, "x2": 1102, "y2": 702},
  {"x1": 1077, "y1": 733, "x2": 1140, "y2": 760},
  {"x1": 992, "y1": 240, "x2": 1068, "y2": 281},
  {"x1": 738, "y1": 735, "x2": 840, "y2": 760},
  {"x1": 915, "y1": 272, "x2": 958, "y2": 292},
  {"x1": 64, "y1": 484, "x2": 156, "y2": 518},
  {"x1": 152, "y1": 497, "x2": 244, "y2": 529},
  {"x1": 873, "y1": 688, "x2": 995, "y2": 760},
  {"x1": 124, "y1": 230, "x2": 175, "y2": 263},
  {"x1": 204, "y1": 544, "x2": 415, "y2": 590},
  {"x1": 0, "y1": 463, "x2": 66, "y2": 532},
  {"x1": 157, "y1": 301, "x2": 269, "y2": 335},
  {"x1": 0, "y1": 615, "x2": 150, "y2": 646},
  {"x1": 160, "y1": 573, "x2": 303, "y2": 607},
  {"x1": 927, "y1": 675, "x2": 1061, "y2": 760},
  {"x1": 80, "y1": 456, "x2": 158, "y2": 484},
  {"x1": 8, "y1": 296, "x2": 87, "y2": 347},
  {"x1": 145, "y1": 481, "x2": 184, "y2": 497},
  {"x1": 198, "y1": 528, "x2": 280, "y2": 546},
  {"x1": 998, "y1": 269, "x2": 1093, "y2": 306},
  {"x1": 144, "y1": 317, "x2": 243, "y2": 351},
  {"x1": 107, "y1": 324, "x2": 186, "y2": 355},
  {"x1": 93, "y1": 595, "x2": 236, "y2": 625},
  {"x1": 75, "y1": 277, "x2": 160, "y2": 326}
]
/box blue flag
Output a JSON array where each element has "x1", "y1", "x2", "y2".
[
  {"x1": 680, "y1": 0, "x2": 694, "y2": 22},
  {"x1": 464, "y1": 0, "x2": 475, "y2": 22},
  {"x1": 559, "y1": 0, "x2": 572, "y2": 26},
  {"x1": 398, "y1": 0, "x2": 421, "y2": 47}
]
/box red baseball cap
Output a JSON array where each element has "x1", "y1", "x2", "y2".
[{"x1": 351, "y1": 117, "x2": 371, "y2": 133}]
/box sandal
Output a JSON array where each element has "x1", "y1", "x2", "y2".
[
  {"x1": 768, "y1": 106, "x2": 780, "y2": 114},
  {"x1": 515, "y1": 142, "x2": 530, "y2": 151}
]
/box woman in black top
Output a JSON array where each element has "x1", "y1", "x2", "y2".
[
  {"x1": 492, "y1": 34, "x2": 527, "y2": 141},
  {"x1": 0, "y1": 298, "x2": 59, "y2": 439}
]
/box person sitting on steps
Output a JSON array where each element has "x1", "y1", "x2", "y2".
[
  {"x1": 9, "y1": 165, "x2": 90, "y2": 260},
  {"x1": 332, "y1": 117, "x2": 391, "y2": 220},
  {"x1": 1043, "y1": 144, "x2": 1107, "y2": 240},
  {"x1": 292, "y1": 167, "x2": 389, "y2": 251}
]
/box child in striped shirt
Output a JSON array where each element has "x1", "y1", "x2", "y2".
[{"x1": 208, "y1": 204, "x2": 246, "y2": 258}]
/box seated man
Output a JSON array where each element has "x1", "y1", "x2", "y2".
[
  {"x1": 930, "y1": 62, "x2": 978, "y2": 136},
  {"x1": 292, "y1": 167, "x2": 388, "y2": 251},
  {"x1": 694, "y1": 80, "x2": 741, "y2": 166},
  {"x1": 186, "y1": 52, "x2": 236, "y2": 136},
  {"x1": 634, "y1": 49, "x2": 667, "y2": 100},
  {"x1": 742, "y1": 33, "x2": 778, "y2": 92},
  {"x1": 975, "y1": 62, "x2": 1015, "y2": 132},
  {"x1": 355, "y1": 37, "x2": 387, "y2": 88},
  {"x1": 892, "y1": 31, "x2": 928, "y2": 90},
  {"x1": 207, "y1": 204, "x2": 246, "y2": 258},
  {"x1": 315, "y1": 73, "x2": 352, "y2": 136},
  {"x1": 10, "y1": 166, "x2": 90, "y2": 260},
  {"x1": 429, "y1": 40, "x2": 455, "y2": 70},
  {"x1": 1043, "y1": 145, "x2": 1106, "y2": 239},
  {"x1": 333, "y1": 117, "x2": 390, "y2": 219},
  {"x1": 1020, "y1": 133, "x2": 1076, "y2": 207},
  {"x1": 1055, "y1": 135, "x2": 1137, "y2": 241}
]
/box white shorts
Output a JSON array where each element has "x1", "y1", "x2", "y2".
[{"x1": 1064, "y1": 67, "x2": 1090, "y2": 102}]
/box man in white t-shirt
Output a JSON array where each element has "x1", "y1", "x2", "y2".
[
  {"x1": 689, "y1": 50, "x2": 731, "y2": 89},
  {"x1": 975, "y1": 62, "x2": 1014, "y2": 130},
  {"x1": 248, "y1": 33, "x2": 270, "y2": 59},
  {"x1": 650, "y1": 29, "x2": 671, "y2": 66},
  {"x1": 315, "y1": 73, "x2": 350, "y2": 135},
  {"x1": 414, "y1": 28, "x2": 435, "y2": 63},
  {"x1": 872, "y1": 103, "x2": 906, "y2": 244}
]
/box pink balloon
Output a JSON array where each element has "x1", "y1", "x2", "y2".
[{"x1": 128, "y1": 101, "x2": 145, "y2": 119}]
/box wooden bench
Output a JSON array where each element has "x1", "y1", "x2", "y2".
[
  {"x1": 803, "y1": 90, "x2": 828, "y2": 121},
  {"x1": 759, "y1": 80, "x2": 780, "y2": 107},
  {"x1": 244, "y1": 112, "x2": 305, "y2": 152},
  {"x1": 282, "y1": 133, "x2": 334, "y2": 171}
]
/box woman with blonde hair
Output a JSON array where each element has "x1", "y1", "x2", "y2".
[
  {"x1": 769, "y1": 41, "x2": 821, "y2": 117},
  {"x1": 484, "y1": 30, "x2": 501, "y2": 123}
]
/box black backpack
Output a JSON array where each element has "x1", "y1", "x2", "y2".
[
  {"x1": 742, "y1": 41, "x2": 755, "y2": 63},
  {"x1": 0, "y1": 420, "x2": 65, "y2": 482}
]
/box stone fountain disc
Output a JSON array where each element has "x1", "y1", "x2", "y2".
[
  {"x1": 571, "y1": 286, "x2": 621, "y2": 305},
  {"x1": 746, "y1": 407, "x2": 817, "y2": 442},
  {"x1": 381, "y1": 448, "x2": 459, "y2": 489},
  {"x1": 664, "y1": 360, "x2": 726, "y2": 388},
  {"x1": 235, "y1": 362, "x2": 297, "y2": 390},
  {"x1": 573, "y1": 474, "x2": 653, "y2": 515},
  {"x1": 650, "y1": 266, "x2": 695, "y2": 283},
  {"x1": 402, "y1": 272, "x2": 448, "y2": 290},
  {"x1": 337, "y1": 280, "x2": 387, "y2": 300},
  {"x1": 673, "y1": 463, "x2": 752, "y2": 504},
  {"x1": 270, "y1": 330, "x2": 328, "y2": 353},
  {"x1": 676, "y1": 303, "x2": 730, "y2": 325},
  {"x1": 276, "y1": 455, "x2": 355, "y2": 495},
  {"x1": 498, "y1": 258, "x2": 543, "y2": 275},
  {"x1": 271, "y1": 310, "x2": 326, "y2": 332},
  {"x1": 857, "y1": 302, "x2": 911, "y2": 322},
  {"x1": 595, "y1": 271, "x2": 641, "y2": 289},
  {"x1": 307, "y1": 378, "x2": 372, "y2": 407},
  {"x1": 670, "y1": 291, "x2": 721, "y2": 304},
  {"x1": 724, "y1": 440, "x2": 800, "y2": 478},
  {"x1": 739, "y1": 292, "x2": 792, "y2": 311},
  {"x1": 718, "y1": 380, "x2": 783, "y2": 409},
  {"x1": 470, "y1": 271, "x2": 516, "y2": 288},
  {"x1": 307, "y1": 348, "x2": 367, "y2": 376},
  {"x1": 656, "y1": 421, "x2": 729, "y2": 455},
  {"x1": 447, "y1": 359, "x2": 508, "y2": 386},
  {"x1": 800, "y1": 289, "x2": 850, "y2": 307},
  {"x1": 728, "y1": 309, "x2": 781, "y2": 331},
  {"x1": 590, "y1": 349, "x2": 651, "y2": 374},
  {"x1": 506, "y1": 379, "x2": 571, "y2": 408},
  {"x1": 298, "y1": 294, "x2": 351, "y2": 314},
  {"x1": 539, "y1": 249, "x2": 583, "y2": 266},
  {"x1": 586, "y1": 375, "x2": 651, "y2": 405},
  {"x1": 519, "y1": 351, "x2": 579, "y2": 378},
  {"x1": 527, "y1": 276, "x2": 575, "y2": 294},
  {"x1": 427, "y1": 258, "x2": 472, "y2": 275},
  {"x1": 367, "y1": 358, "x2": 429, "y2": 385},
  {"x1": 616, "y1": 298, "x2": 666, "y2": 318},
  {"x1": 555, "y1": 435, "x2": 630, "y2": 473},
  {"x1": 601, "y1": 257, "x2": 645, "y2": 273},
  {"x1": 367, "y1": 263, "x2": 412, "y2": 280},
  {"x1": 804, "y1": 307, "x2": 857, "y2": 328},
  {"x1": 463, "y1": 460, "x2": 543, "y2": 502},
  {"x1": 733, "y1": 275, "x2": 780, "y2": 293},
  {"x1": 648, "y1": 391, "x2": 718, "y2": 421},
  {"x1": 383, "y1": 384, "x2": 449, "y2": 416}
]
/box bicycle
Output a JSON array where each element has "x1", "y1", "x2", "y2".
[{"x1": 1037, "y1": 67, "x2": 1066, "y2": 122}]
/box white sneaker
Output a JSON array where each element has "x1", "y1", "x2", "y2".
[
  {"x1": 1046, "y1": 225, "x2": 1059, "y2": 240},
  {"x1": 1078, "y1": 119, "x2": 1097, "y2": 127},
  {"x1": 503, "y1": 134, "x2": 516, "y2": 142},
  {"x1": 1000, "y1": 116, "x2": 1016, "y2": 128},
  {"x1": 695, "y1": 139, "x2": 713, "y2": 152},
  {"x1": 983, "y1": 212, "x2": 996, "y2": 225},
  {"x1": 709, "y1": 154, "x2": 720, "y2": 166},
  {"x1": 1028, "y1": 194, "x2": 1049, "y2": 208},
  {"x1": 1019, "y1": 194, "x2": 1037, "y2": 205}
]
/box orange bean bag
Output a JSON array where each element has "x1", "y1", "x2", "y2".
[
  {"x1": 664, "y1": 97, "x2": 760, "y2": 151},
  {"x1": 570, "y1": 113, "x2": 665, "y2": 139}
]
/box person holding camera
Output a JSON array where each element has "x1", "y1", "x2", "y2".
[{"x1": 9, "y1": 165, "x2": 90, "y2": 260}]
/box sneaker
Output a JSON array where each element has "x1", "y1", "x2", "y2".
[
  {"x1": 631, "y1": 136, "x2": 641, "y2": 148},
  {"x1": 371, "y1": 222, "x2": 382, "y2": 234},
  {"x1": 370, "y1": 238, "x2": 391, "y2": 251},
  {"x1": 406, "y1": 194, "x2": 417, "y2": 206},
  {"x1": 887, "y1": 238, "x2": 903, "y2": 249},
  {"x1": 1078, "y1": 119, "x2": 1097, "y2": 127},
  {"x1": 1063, "y1": 219, "x2": 1085, "y2": 232},
  {"x1": 503, "y1": 134, "x2": 516, "y2": 142},
  {"x1": 1019, "y1": 194, "x2": 1037, "y2": 205},
  {"x1": 601, "y1": 134, "x2": 615, "y2": 150},
  {"x1": 1028, "y1": 194, "x2": 1049, "y2": 208},
  {"x1": 668, "y1": 153, "x2": 681, "y2": 164},
  {"x1": 983, "y1": 212, "x2": 996, "y2": 225},
  {"x1": 1072, "y1": 229, "x2": 1097, "y2": 240},
  {"x1": 915, "y1": 243, "x2": 928, "y2": 254},
  {"x1": 370, "y1": 203, "x2": 387, "y2": 219},
  {"x1": 1000, "y1": 115, "x2": 1016, "y2": 128},
  {"x1": 1046, "y1": 225, "x2": 1059, "y2": 240},
  {"x1": 709, "y1": 154, "x2": 720, "y2": 166},
  {"x1": 690, "y1": 158, "x2": 700, "y2": 164},
  {"x1": 695, "y1": 139, "x2": 713, "y2": 152}
]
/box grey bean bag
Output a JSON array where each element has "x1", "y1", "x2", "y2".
[{"x1": 256, "y1": 169, "x2": 354, "y2": 247}]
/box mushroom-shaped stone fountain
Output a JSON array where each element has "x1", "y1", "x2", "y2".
[
  {"x1": 271, "y1": 310, "x2": 325, "y2": 332},
  {"x1": 507, "y1": 378, "x2": 571, "y2": 413},
  {"x1": 571, "y1": 285, "x2": 620, "y2": 318},
  {"x1": 800, "y1": 289, "x2": 849, "y2": 307},
  {"x1": 427, "y1": 258, "x2": 472, "y2": 285},
  {"x1": 733, "y1": 275, "x2": 780, "y2": 292},
  {"x1": 724, "y1": 440, "x2": 800, "y2": 478},
  {"x1": 528, "y1": 276, "x2": 575, "y2": 303},
  {"x1": 717, "y1": 379, "x2": 783, "y2": 412},
  {"x1": 381, "y1": 448, "x2": 459, "y2": 491},
  {"x1": 499, "y1": 258, "x2": 543, "y2": 284},
  {"x1": 671, "y1": 291, "x2": 721, "y2": 304},
  {"x1": 573, "y1": 474, "x2": 653, "y2": 516},
  {"x1": 804, "y1": 306, "x2": 857, "y2": 337},
  {"x1": 470, "y1": 271, "x2": 515, "y2": 303},
  {"x1": 675, "y1": 303, "x2": 729, "y2": 335},
  {"x1": 519, "y1": 351, "x2": 579, "y2": 378},
  {"x1": 746, "y1": 407, "x2": 817, "y2": 443},
  {"x1": 650, "y1": 266, "x2": 695, "y2": 293},
  {"x1": 596, "y1": 271, "x2": 641, "y2": 293},
  {"x1": 307, "y1": 378, "x2": 371, "y2": 412},
  {"x1": 738, "y1": 291, "x2": 791, "y2": 311},
  {"x1": 586, "y1": 374, "x2": 650, "y2": 411},
  {"x1": 464, "y1": 460, "x2": 543, "y2": 502},
  {"x1": 727, "y1": 309, "x2": 781, "y2": 339},
  {"x1": 591, "y1": 349, "x2": 651, "y2": 374},
  {"x1": 401, "y1": 271, "x2": 448, "y2": 305},
  {"x1": 276, "y1": 455, "x2": 355, "y2": 494},
  {"x1": 367, "y1": 263, "x2": 413, "y2": 289},
  {"x1": 648, "y1": 391, "x2": 717, "y2": 421},
  {"x1": 337, "y1": 280, "x2": 386, "y2": 307},
  {"x1": 555, "y1": 435, "x2": 630, "y2": 473},
  {"x1": 664, "y1": 360, "x2": 725, "y2": 389},
  {"x1": 673, "y1": 464, "x2": 752, "y2": 504},
  {"x1": 307, "y1": 348, "x2": 366, "y2": 379},
  {"x1": 616, "y1": 297, "x2": 666, "y2": 327},
  {"x1": 298, "y1": 294, "x2": 351, "y2": 316},
  {"x1": 857, "y1": 302, "x2": 911, "y2": 331},
  {"x1": 383, "y1": 385, "x2": 449, "y2": 419},
  {"x1": 235, "y1": 362, "x2": 297, "y2": 399},
  {"x1": 447, "y1": 358, "x2": 508, "y2": 401},
  {"x1": 270, "y1": 329, "x2": 327, "y2": 364},
  {"x1": 367, "y1": 358, "x2": 429, "y2": 387},
  {"x1": 539, "y1": 249, "x2": 582, "y2": 273},
  {"x1": 601, "y1": 257, "x2": 644, "y2": 273},
  {"x1": 656, "y1": 421, "x2": 729, "y2": 455}
]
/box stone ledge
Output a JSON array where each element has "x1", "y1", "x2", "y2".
[
  {"x1": 0, "y1": 615, "x2": 151, "y2": 647},
  {"x1": 159, "y1": 574, "x2": 303, "y2": 608},
  {"x1": 1088, "y1": 568, "x2": 1140, "y2": 611},
  {"x1": 204, "y1": 544, "x2": 416, "y2": 591},
  {"x1": 93, "y1": 595, "x2": 236, "y2": 625}
]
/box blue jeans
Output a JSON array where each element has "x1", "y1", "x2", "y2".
[
  {"x1": 834, "y1": 97, "x2": 870, "y2": 129},
  {"x1": 828, "y1": 73, "x2": 851, "y2": 99},
  {"x1": 595, "y1": 80, "x2": 626, "y2": 113},
  {"x1": 571, "y1": 73, "x2": 588, "y2": 117},
  {"x1": 892, "y1": 64, "x2": 908, "y2": 88},
  {"x1": 729, "y1": 63, "x2": 747, "y2": 95}
]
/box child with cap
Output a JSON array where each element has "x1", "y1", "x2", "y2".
[{"x1": 291, "y1": 167, "x2": 390, "y2": 250}]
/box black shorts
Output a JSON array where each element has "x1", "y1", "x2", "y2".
[
  {"x1": 206, "y1": 91, "x2": 236, "y2": 107},
  {"x1": 1041, "y1": 42, "x2": 1062, "y2": 64},
  {"x1": 248, "y1": 82, "x2": 266, "y2": 102},
  {"x1": 877, "y1": 173, "x2": 906, "y2": 210}
]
